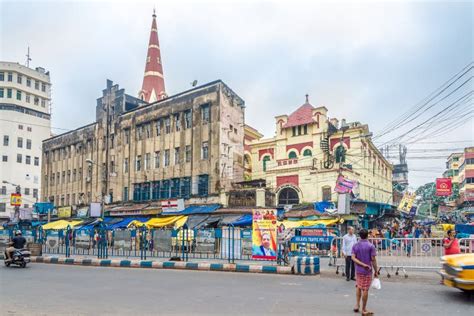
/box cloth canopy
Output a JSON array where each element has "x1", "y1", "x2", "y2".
[
  {"x1": 108, "y1": 217, "x2": 149, "y2": 229},
  {"x1": 162, "y1": 204, "x2": 220, "y2": 216},
  {"x1": 42, "y1": 220, "x2": 83, "y2": 230},
  {"x1": 129, "y1": 216, "x2": 188, "y2": 229},
  {"x1": 230, "y1": 214, "x2": 252, "y2": 227},
  {"x1": 313, "y1": 201, "x2": 335, "y2": 213},
  {"x1": 281, "y1": 218, "x2": 342, "y2": 229}
]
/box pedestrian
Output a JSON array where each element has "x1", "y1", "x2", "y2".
[
  {"x1": 351, "y1": 229, "x2": 378, "y2": 316},
  {"x1": 443, "y1": 229, "x2": 460, "y2": 256},
  {"x1": 342, "y1": 226, "x2": 358, "y2": 281}
]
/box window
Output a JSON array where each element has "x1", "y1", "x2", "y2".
[
  {"x1": 17, "y1": 75, "x2": 22, "y2": 84},
  {"x1": 0, "y1": 72, "x2": 3, "y2": 81},
  {"x1": 124, "y1": 129, "x2": 130, "y2": 144},
  {"x1": 174, "y1": 113, "x2": 181, "y2": 131},
  {"x1": 62, "y1": 171, "x2": 66, "y2": 183},
  {"x1": 41, "y1": 99, "x2": 46, "y2": 107},
  {"x1": 24, "y1": 188, "x2": 30, "y2": 195},
  {"x1": 278, "y1": 187, "x2": 300, "y2": 206},
  {"x1": 26, "y1": 139, "x2": 32, "y2": 149},
  {"x1": 42, "y1": 83, "x2": 46, "y2": 92},
  {"x1": 288, "y1": 151, "x2": 297, "y2": 159},
  {"x1": 67, "y1": 170, "x2": 71, "y2": 182},
  {"x1": 124, "y1": 158, "x2": 129, "y2": 173},
  {"x1": 145, "y1": 153, "x2": 151, "y2": 170},
  {"x1": 16, "y1": 90, "x2": 22, "y2": 101},
  {"x1": 198, "y1": 174, "x2": 209, "y2": 196},
  {"x1": 79, "y1": 167, "x2": 82, "y2": 179},
  {"x1": 0, "y1": 203, "x2": 5, "y2": 212},
  {"x1": 303, "y1": 149, "x2": 312, "y2": 157},
  {"x1": 71, "y1": 193, "x2": 75, "y2": 205},
  {"x1": 123, "y1": 187, "x2": 129, "y2": 201},
  {"x1": 164, "y1": 149, "x2": 170, "y2": 166},
  {"x1": 110, "y1": 160, "x2": 115, "y2": 173},
  {"x1": 1, "y1": 186, "x2": 6, "y2": 195},
  {"x1": 26, "y1": 77, "x2": 31, "y2": 87},
  {"x1": 34, "y1": 80, "x2": 39, "y2": 90},
  {"x1": 174, "y1": 147, "x2": 180, "y2": 164},
  {"x1": 263, "y1": 156, "x2": 271, "y2": 171},
  {"x1": 145, "y1": 123, "x2": 151, "y2": 138},
  {"x1": 2, "y1": 155, "x2": 7, "y2": 162},
  {"x1": 34, "y1": 97, "x2": 39, "y2": 105},
  {"x1": 7, "y1": 72, "x2": 13, "y2": 82},
  {"x1": 201, "y1": 104, "x2": 210, "y2": 123},
  {"x1": 184, "y1": 110, "x2": 192, "y2": 128},
  {"x1": 73, "y1": 169, "x2": 77, "y2": 182},
  {"x1": 25, "y1": 155, "x2": 31, "y2": 164},
  {"x1": 27, "y1": 127, "x2": 32, "y2": 132},
  {"x1": 17, "y1": 154, "x2": 22, "y2": 163},
  {"x1": 3, "y1": 135, "x2": 9, "y2": 146},
  {"x1": 202, "y1": 141, "x2": 209, "y2": 160},
  {"x1": 164, "y1": 117, "x2": 171, "y2": 134},
  {"x1": 154, "y1": 151, "x2": 160, "y2": 168},
  {"x1": 7, "y1": 88, "x2": 12, "y2": 98},
  {"x1": 322, "y1": 186, "x2": 332, "y2": 201},
  {"x1": 136, "y1": 155, "x2": 142, "y2": 171},
  {"x1": 0, "y1": 88, "x2": 3, "y2": 98},
  {"x1": 303, "y1": 125, "x2": 308, "y2": 135},
  {"x1": 136, "y1": 125, "x2": 143, "y2": 140},
  {"x1": 185, "y1": 145, "x2": 192, "y2": 162},
  {"x1": 155, "y1": 120, "x2": 162, "y2": 136}
]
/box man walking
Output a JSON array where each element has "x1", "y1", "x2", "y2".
[
  {"x1": 342, "y1": 226, "x2": 357, "y2": 281},
  {"x1": 352, "y1": 229, "x2": 378, "y2": 316}
]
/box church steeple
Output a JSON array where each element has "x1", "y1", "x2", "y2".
[{"x1": 139, "y1": 9, "x2": 166, "y2": 103}]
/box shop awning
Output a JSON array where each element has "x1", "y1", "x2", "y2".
[
  {"x1": 42, "y1": 220, "x2": 83, "y2": 230},
  {"x1": 162, "y1": 204, "x2": 220, "y2": 216},
  {"x1": 230, "y1": 214, "x2": 252, "y2": 227},
  {"x1": 129, "y1": 216, "x2": 188, "y2": 229},
  {"x1": 107, "y1": 217, "x2": 149, "y2": 229},
  {"x1": 75, "y1": 219, "x2": 102, "y2": 230},
  {"x1": 281, "y1": 218, "x2": 342, "y2": 229}
]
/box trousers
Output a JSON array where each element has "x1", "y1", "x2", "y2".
[{"x1": 345, "y1": 256, "x2": 355, "y2": 279}]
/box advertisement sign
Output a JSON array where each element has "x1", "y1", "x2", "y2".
[
  {"x1": 161, "y1": 199, "x2": 185, "y2": 213},
  {"x1": 10, "y1": 193, "x2": 22, "y2": 206},
  {"x1": 90, "y1": 202, "x2": 102, "y2": 218},
  {"x1": 77, "y1": 207, "x2": 89, "y2": 218},
  {"x1": 58, "y1": 206, "x2": 72, "y2": 218},
  {"x1": 252, "y1": 209, "x2": 277, "y2": 260},
  {"x1": 436, "y1": 178, "x2": 452, "y2": 196},
  {"x1": 398, "y1": 192, "x2": 415, "y2": 213},
  {"x1": 300, "y1": 229, "x2": 326, "y2": 236},
  {"x1": 291, "y1": 236, "x2": 333, "y2": 244},
  {"x1": 334, "y1": 175, "x2": 357, "y2": 194}
]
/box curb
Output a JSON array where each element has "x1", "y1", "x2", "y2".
[{"x1": 28, "y1": 256, "x2": 293, "y2": 275}]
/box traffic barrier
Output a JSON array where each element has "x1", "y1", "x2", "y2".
[{"x1": 291, "y1": 256, "x2": 320, "y2": 275}]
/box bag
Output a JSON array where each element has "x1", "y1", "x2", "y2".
[{"x1": 371, "y1": 277, "x2": 381, "y2": 290}]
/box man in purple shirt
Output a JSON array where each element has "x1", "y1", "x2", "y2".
[{"x1": 351, "y1": 229, "x2": 378, "y2": 316}]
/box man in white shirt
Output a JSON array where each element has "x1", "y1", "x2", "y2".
[{"x1": 342, "y1": 226, "x2": 358, "y2": 281}]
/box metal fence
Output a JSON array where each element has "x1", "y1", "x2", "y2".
[{"x1": 331, "y1": 237, "x2": 474, "y2": 277}]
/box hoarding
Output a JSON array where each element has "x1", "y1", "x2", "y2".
[{"x1": 251, "y1": 209, "x2": 277, "y2": 260}]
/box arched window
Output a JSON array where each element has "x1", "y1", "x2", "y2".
[
  {"x1": 322, "y1": 186, "x2": 332, "y2": 201},
  {"x1": 288, "y1": 151, "x2": 297, "y2": 159},
  {"x1": 278, "y1": 187, "x2": 300, "y2": 205},
  {"x1": 303, "y1": 149, "x2": 312, "y2": 157},
  {"x1": 262, "y1": 156, "x2": 271, "y2": 172}
]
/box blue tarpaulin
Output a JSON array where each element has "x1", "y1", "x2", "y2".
[
  {"x1": 230, "y1": 214, "x2": 252, "y2": 227},
  {"x1": 314, "y1": 201, "x2": 335, "y2": 213},
  {"x1": 162, "y1": 204, "x2": 220, "y2": 216},
  {"x1": 34, "y1": 202, "x2": 54, "y2": 215},
  {"x1": 106, "y1": 217, "x2": 149, "y2": 229}
]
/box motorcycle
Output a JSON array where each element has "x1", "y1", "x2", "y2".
[{"x1": 4, "y1": 248, "x2": 31, "y2": 268}]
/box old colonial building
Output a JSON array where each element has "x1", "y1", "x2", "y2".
[{"x1": 245, "y1": 96, "x2": 393, "y2": 206}]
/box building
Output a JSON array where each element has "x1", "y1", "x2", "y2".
[
  {"x1": 0, "y1": 62, "x2": 52, "y2": 219},
  {"x1": 443, "y1": 152, "x2": 463, "y2": 184},
  {"x1": 458, "y1": 146, "x2": 474, "y2": 205},
  {"x1": 40, "y1": 12, "x2": 245, "y2": 211},
  {"x1": 245, "y1": 96, "x2": 393, "y2": 207}
]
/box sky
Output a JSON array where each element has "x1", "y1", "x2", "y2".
[{"x1": 1, "y1": 0, "x2": 473, "y2": 188}]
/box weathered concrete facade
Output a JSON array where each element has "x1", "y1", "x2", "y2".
[{"x1": 41, "y1": 80, "x2": 245, "y2": 207}]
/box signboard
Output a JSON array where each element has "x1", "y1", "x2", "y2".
[
  {"x1": 291, "y1": 236, "x2": 333, "y2": 244},
  {"x1": 75, "y1": 230, "x2": 92, "y2": 249},
  {"x1": 77, "y1": 207, "x2": 89, "y2": 218},
  {"x1": 334, "y1": 175, "x2": 357, "y2": 194},
  {"x1": 337, "y1": 193, "x2": 350, "y2": 215},
  {"x1": 252, "y1": 209, "x2": 277, "y2": 260},
  {"x1": 19, "y1": 208, "x2": 33, "y2": 220},
  {"x1": 58, "y1": 206, "x2": 72, "y2": 218},
  {"x1": 436, "y1": 178, "x2": 452, "y2": 196},
  {"x1": 10, "y1": 193, "x2": 22, "y2": 206},
  {"x1": 90, "y1": 202, "x2": 101, "y2": 218},
  {"x1": 161, "y1": 199, "x2": 185, "y2": 213},
  {"x1": 300, "y1": 229, "x2": 326, "y2": 237},
  {"x1": 109, "y1": 209, "x2": 159, "y2": 217},
  {"x1": 195, "y1": 230, "x2": 216, "y2": 253},
  {"x1": 398, "y1": 192, "x2": 415, "y2": 213}
]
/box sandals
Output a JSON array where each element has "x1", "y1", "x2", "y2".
[
  {"x1": 353, "y1": 308, "x2": 359, "y2": 313},
  {"x1": 362, "y1": 312, "x2": 374, "y2": 316}
]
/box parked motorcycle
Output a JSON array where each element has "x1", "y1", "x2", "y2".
[{"x1": 4, "y1": 248, "x2": 31, "y2": 268}]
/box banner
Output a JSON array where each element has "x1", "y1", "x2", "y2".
[
  {"x1": 436, "y1": 178, "x2": 452, "y2": 196},
  {"x1": 58, "y1": 206, "x2": 72, "y2": 218},
  {"x1": 10, "y1": 193, "x2": 22, "y2": 206},
  {"x1": 334, "y1": 175, "x2": 357, "y2": 194},
  {"x1": 252, "y1": 209, "x2": 277, "y2": 260},
  {"x1": 398, "y1": 192, "x2": 415, "y2": 213}
]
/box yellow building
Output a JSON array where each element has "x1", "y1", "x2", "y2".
[
  {"x1": 459, "y1": 146, "x2": 474, "y2": 205},
  {"x1": 443, "y1": 152, "x2": 463, "y2": 184},
  {"x1": 245, "y1": 96, "x2": 393, "y2": 206}
]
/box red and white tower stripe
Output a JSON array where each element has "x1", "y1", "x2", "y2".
[{"x1": 139, "y1": 9, "x2": 166, "y2": 103}]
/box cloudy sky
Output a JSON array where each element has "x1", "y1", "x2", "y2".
[{"x1": 1, "y1": 0, "x2": 473, "y2": 188}]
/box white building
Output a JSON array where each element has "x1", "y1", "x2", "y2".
[{"x1": 0, "y1": 61, "x2": 52, "y2": 219}]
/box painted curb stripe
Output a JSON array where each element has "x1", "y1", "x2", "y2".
[
  {"x1": 36, "y1": 257, "x2": 44, "y2": 263},
  {"x1": 262, "y1": 266, "x2": 277, "y2": 274},
  {"x1": 120, "y1": 260, "x2": 131, "y2": 267},
  {"x1": 236, "y1": 265, "x2": 250, "y2": 272},
  {"x1": 82, "y1": 259, "x2": 92, "y2": 265},
  {"x1": 100, "y1": 260, "x2": 111, "y2": 266},
  {"x1": 64, "y1": 258, "x2": 75, "y2": 264},
  {"x1": 186, "y1": 262, "x2": 199, "y2": 270},
  {"x1": 140, "y1": 261, "x2": 153, "y2": 268},
  {"x1": 50, "y1": 257, "x2": 59, "y2": 264},
  {"x1": 163, "y1": 261, "x2": 175, "y2": 268},
  {"x1": 210, "y1": 263, "x2": 223, "y2": 271}
]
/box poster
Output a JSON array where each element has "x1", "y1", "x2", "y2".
[
  {"x1": 90, "y1": 202, "x2": 101, "y2": 217},
  {"x1": 334, "y1": 175, "x2": 357, "y2": 194},
  {"x1": 252, "y1": 209, "x2": 277, "y2": 260},
  {"x1": 436, "y1": 178, "x2": 452, "y2": 196},
  {"x1": 58, "y1": 206, "x2": 72, "y2": 218}
]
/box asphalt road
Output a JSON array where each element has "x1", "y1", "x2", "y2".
[{"x1": 0, "y1": 264, "x2": 472, "y2": 316}]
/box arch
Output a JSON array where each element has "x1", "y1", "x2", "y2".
[
  {"x1": 303, "y1": 149, "x2": 312, "y2": 157},
  {"x1": 262, "y1": 155, "x2": 271, "y2": 171},
  {"x1": 288, "y1": 151, "x2": 297, "y2": 159},
  {"x1": 278, "y1": 186, "x2": 300, "y2": 206}
]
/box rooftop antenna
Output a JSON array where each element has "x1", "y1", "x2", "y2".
[{"x1": 25, "y1": 46, "x2": 32, "y2": 67}]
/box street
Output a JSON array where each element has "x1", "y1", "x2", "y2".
[{"x1": 0, "y1": 264, "x2": 472, "y2": 315}]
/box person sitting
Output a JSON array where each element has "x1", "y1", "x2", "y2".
[{"x1": 5, "y1": 230, "x2": 27, "y2": 262}]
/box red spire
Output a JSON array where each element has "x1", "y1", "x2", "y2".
[{"x1": 139, "y1": 9, "x2": 166, "y2": 103}]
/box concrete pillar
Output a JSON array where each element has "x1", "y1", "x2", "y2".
[
  {"x1": 256, "y1": 188, "x2": 265, "y2": 207},
  {"x1": 219, "y1": 191, "x2": 228, "y2": 207}
]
